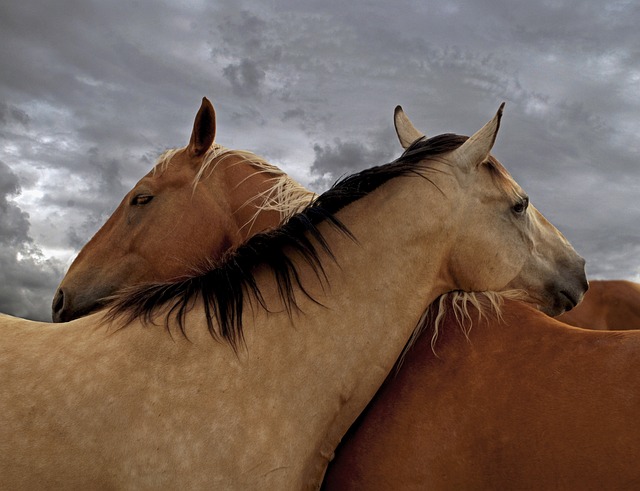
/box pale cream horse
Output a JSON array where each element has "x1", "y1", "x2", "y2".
[{"x1": 0, "y1": 105, "x2": 587, "y2": 489}]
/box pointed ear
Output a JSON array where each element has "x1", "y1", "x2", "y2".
[
  {"x1": 187, "y1": 97, "x2": 216, "y2": 157},
  {"x1": 394, "y1": 105, "x2": 425, "y2": 149},
  {"x1": 451, "y1": 103, "x2": 504, "y2": 169}
]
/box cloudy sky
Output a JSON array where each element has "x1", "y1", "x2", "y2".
[{"x1": 1, "y1": 0, "x2": 639, "y2": 321}]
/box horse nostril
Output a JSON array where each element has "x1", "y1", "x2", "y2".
[{"x1": 52, "y1": 289, "x2": 65, "y2": 320}]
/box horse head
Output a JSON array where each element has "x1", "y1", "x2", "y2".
[
  {"x1": 52, "y1": 98, "x2": 313, "y2": 322},
  {"x1": 395, "y1": 104, "x2": 587, "y2": 315}
]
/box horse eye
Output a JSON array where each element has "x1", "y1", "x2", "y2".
[
  {"x1": 512, "y1": 197, "x2": 529, "y2": 215},
  {"x1": 131, "y1": 194, "x2": 154, "y2": 206}
]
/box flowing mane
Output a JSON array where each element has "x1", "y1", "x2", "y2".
[
  {"x1": 156, "y1": 143, "x2": 316, "y2": 225},
  {"x1": 108, "y1": 133, "x2": 488, "y2": 349}
]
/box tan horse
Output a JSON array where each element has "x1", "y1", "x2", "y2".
[
  {"x1": 0, "y1": 105, "x2": 587, "y2": 489},
  {"x1": 323, "y1": 293, "x2": 640, "y2": 489},
  {"x1": 52, "y1": 97, "x2": 314, "y2": 322},
  {"x1": 558, "y1": 279, "x2": 640, "y2": 330}
]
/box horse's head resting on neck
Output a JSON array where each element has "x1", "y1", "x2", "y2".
[{"x1": 52, "y1": 98, "x2": 313, "y2": 322}]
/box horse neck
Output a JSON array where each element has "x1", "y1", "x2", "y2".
[{"x1": 189, "y1": 173, "x2": 458, "y2": 486}]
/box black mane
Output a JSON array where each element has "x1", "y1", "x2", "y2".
[{"x1": 108, "y1": 133, "x2": 467, "y2": 349}]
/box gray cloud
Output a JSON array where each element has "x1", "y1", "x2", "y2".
[
  {"x1": 0, "y1": 160, "x2": 62, "y2": 320},
  {"x1": 309, "y1": 125, "x2": 398, "y2": 191},
  {"x1": 0, "y1": 160, "x2": 30, "y2": 243},
  {"x1": 0, "y1": 102, "x2": 30, "y2": 126},
  {"x1": 224, "y1": 59, "x2": 267, "y2": 96}
]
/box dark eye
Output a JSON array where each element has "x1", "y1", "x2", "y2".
[
  {"x1": 131, "y1": 194, "x2": 154, "y2": 206},
  {"x1": 512, "y1": 197, "x2": 529, "y2": 215}
]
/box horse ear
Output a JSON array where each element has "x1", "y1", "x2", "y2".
[
  {"x1": 451, "y1": 103, "x2": 504, "y2": 169},
  {"x1": 187, "y1": 97, "x2": 216, "y2": 157},
  {"x1": 394, "y1": 105, "x2": 424, "y2": 149}
]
